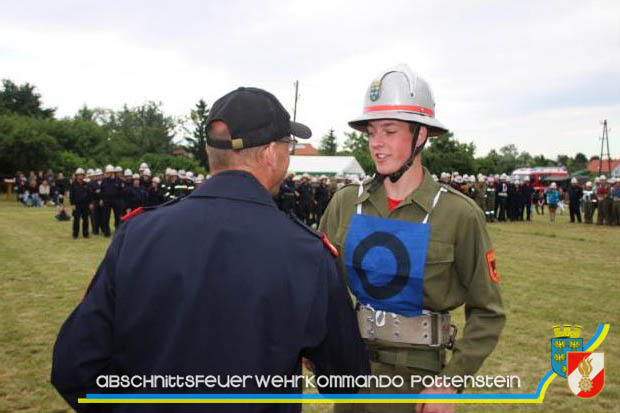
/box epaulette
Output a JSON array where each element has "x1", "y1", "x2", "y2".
[
  {"x1": 288, "y1": 214, "x2": 338, "y2": 257},
  {"x1": 120, "y1": 197, "x2": 183, "y2": 222}
]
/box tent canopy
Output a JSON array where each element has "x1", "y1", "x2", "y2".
[{"x1": 288, "y1": 156, "x2": 365, "y2": 176}]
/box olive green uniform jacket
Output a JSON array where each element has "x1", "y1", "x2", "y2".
[{"x1": 319, "y1": 168, "x2": 505, "y2": 380}]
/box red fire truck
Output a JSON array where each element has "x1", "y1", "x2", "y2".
[{"x1": 511, "y1": 167, "x2": 570, "y2": 190}]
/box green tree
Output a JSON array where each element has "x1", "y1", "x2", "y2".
[
  {"x1": 0, "y1": 79, "x2": 55, "y2": 118},
  {"x1": 532, "y1": 154, "x2": 556, "y2": 167},
  {"x1": 343, "y1": 131, "x2": 374, "y2": 174},
  {"x1": 570, "y1": 152, "x2": 588, "y2": 172},
  {"x1": 75, "y1": 104, "x2": 110, "y2": 124},
  {"x1": 100, "y1": 102, "x2": 176, "y2": 160},
  {"x1": 185, "y1": 99, "x2": 210, "y2": 169},
  {"x1": 319, "y1": 129, "x2": 338, "y2": 155},
  {"x1": 0, "y1": 115, "x2": 59, "y2": 174},
  {"x1": 422, "y1": 132, "x2": 476, "y2": 175},
  {"x1": 556, "y1": 154, "x2": 569, "y2": 167}
]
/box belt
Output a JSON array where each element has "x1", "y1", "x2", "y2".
[{"x1": 356, "y1": 305, "x2": 455, "y2": 349}]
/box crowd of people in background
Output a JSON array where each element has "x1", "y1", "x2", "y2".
[
  {"x1": 433, "y1": 171, "x2": 620, "y2": 226},
  {"x1": 13, "y1": 163, "x2": 206, "y2": 239},
  {"x1": 11, "y1": 166, "x2": 620, "y2": 238}
]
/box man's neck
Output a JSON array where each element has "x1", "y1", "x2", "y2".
[{"x1": 383, "y1": 158, "x2": 424, "y2": 200}]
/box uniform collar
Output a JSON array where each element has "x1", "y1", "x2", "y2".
[
  {"x1": 188, "y1": 170, "x2": 277, "y2": 208},
  {"x1": 355, "y1": 167, "x2": 440, "y2": 217}
]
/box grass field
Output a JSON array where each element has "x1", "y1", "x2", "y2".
[{"x1": 1, "y1": 198, "x2": 618, "y2": 412}]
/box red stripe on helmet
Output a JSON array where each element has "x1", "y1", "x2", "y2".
[{"x1": 364, "y1": 105, "x2": 434, "y2": 117}]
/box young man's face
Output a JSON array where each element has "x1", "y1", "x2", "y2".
[{"x1": 367, "y1": 119, "x2": 413, "y2": 176}]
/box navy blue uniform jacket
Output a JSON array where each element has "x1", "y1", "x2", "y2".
[{"x1": 51, "y1": 170, "x2": 369, "y2": 413}]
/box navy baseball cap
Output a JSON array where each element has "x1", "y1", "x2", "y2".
[{"x1": 206, "y1": 87, "x2": 312, "y2": 150}]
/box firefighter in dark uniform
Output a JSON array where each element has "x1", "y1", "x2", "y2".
[
  {"x1": 69, "y1": 168, "x2": 91, "y2": 239},
  {"x1": 496, "y1": 174, "x2": 509, "y2": 221},
  {"x1": 51, "y1": 86, "x2": 369, "y2": 413},
  {"x1": 125, "y1": 173, "x2": 147, "y2": 212},
  {"x1": 88, "y1": 168, "x2": 104, "y2": 235},
  {"x1": 147, "y1": 176, "x2": 165, "y2": 206},
  {"x1": 101, "y1": 165, "x2": 123, "y2": 237},
  {"x1": 522, "y1": 176, "x2": 534, "y2": 221},
  {"x1": 315, "y1": 175, "x2": 330, "y2": 223},
  {"x1": 279, "y1": 173, "x2": 297, "y2": 215}
]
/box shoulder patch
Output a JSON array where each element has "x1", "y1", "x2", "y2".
[{"x1": 486, "y1": 248, "x2": 499, "y2": 283}]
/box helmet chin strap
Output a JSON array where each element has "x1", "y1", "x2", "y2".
[{"x1": 372, "y1": 123, "x2": 423, "y2": 187}]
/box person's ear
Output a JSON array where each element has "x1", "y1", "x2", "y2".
[
  {"x1": 415, "y1": 126, "x2": 428, "y2": 150},
  {"x1": 261, "y1": 143, "x2": 278, "y2": 170}
]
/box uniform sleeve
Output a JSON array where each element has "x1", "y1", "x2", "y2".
[
  {"x1": 51, "y1": 225, "x2": 128, "y2": 412},
  {"x1": 302, "y1": 250, "x2": 370, "y2": 394},
  {"x1": 442, "y1": 206, "x2": 505, "y2": 380}
]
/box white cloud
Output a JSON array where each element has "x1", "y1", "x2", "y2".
[{"x1": 1, "y1": 0, "x2": 619, "y2": 159}]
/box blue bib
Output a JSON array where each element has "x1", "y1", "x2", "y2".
[{"x1": 344, "y1": 214, "x2": 430, "y2": 316}]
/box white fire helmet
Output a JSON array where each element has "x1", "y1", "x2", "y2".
[
  {"x1": 348, "y1": 64, "x2": 448, "y2": 136},
  {"x1": 114, "y1": 166, "x2": 122, "y2": 173},
  {"x1": 585, "y1": 181, "x2": 592, "y2": 187},
  {"x1": 500, "y1": 173, "x2": 508, "y2": 181},
  {"x1": 95, "y1": 168, "x2": 103, "y2": 175},
  {"x1": 86, "y1": 168, "x2": 94, "y2": 177},
  {"x1": 431, "y1": 174, "x2": 438, "y2": 182},
  {"x1": 487, "y1": 176, "x2": 495, "y2": 183},
  {"x1": 139, "y1": 162, "x2": 148, "y2": 171},
  {"x1": 469, "y1": 175, "x2": 476, "y2": 183},
  {"x1": 178, "y1": 169, "x2": 186, "y2": 178},
  {"x1": 186, "y1": 171, "x2": 194, "y2": 180},
  {"x1": 169, "y1": 168, "x2": 178, "y2": 177},
  {"x1": 571, "y1": 177, "x2": 578, "y2": 184},
  {"x1": 153, "y1": 176, "x2": 161, "y2": 184},
  {"x1": 105, "y1": 164, "x2": 114, "y2": 173},
  {"x1": 132, "y1": 173, "x2": 140, "y2": 180},
  {"x1": 550, "y1": 182, "x2": 557, "y2": 188},
  {"x1": 75, "y1": 168, "x2": 85, "y2": 175},
  {"x1": 143, "y1": 168, "x2": 152, "y2": 177},
  {"x1": 455, "y1": 176, "x2": 463, "y2": 184},
  {"x1": 124, "y1": 168, "x2": 132, "y2": 177},
  {"x1": 599, "y1": 175, "x2": 607, "y2": 181}
]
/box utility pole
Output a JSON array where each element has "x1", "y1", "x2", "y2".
[
  {"x1": 293, "y1": 80, "x2": 299, "y2": 122},
  {"x1": 598, "y1": 120, "x2": 612, "y2": 176},
  {"x1": 291, "y1": 80, "x2": 299, "y2": 155}
]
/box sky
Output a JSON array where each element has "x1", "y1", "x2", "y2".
[{"x1": 1, "y1": 0, "x2": 619, "y2": 159}]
